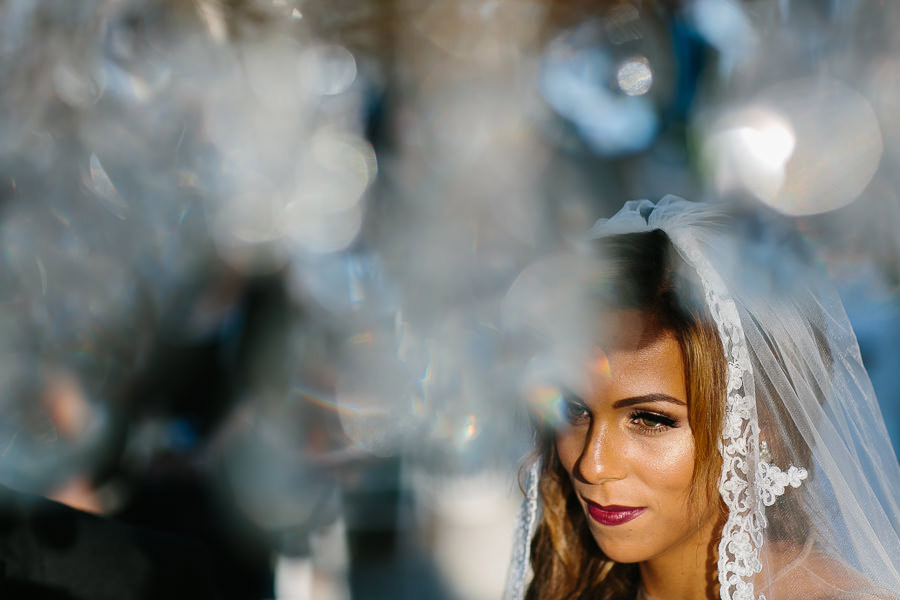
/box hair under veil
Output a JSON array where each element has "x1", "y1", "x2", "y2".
[{"x1": 503, "y1": 196, "x2": 900, "y2": 600}]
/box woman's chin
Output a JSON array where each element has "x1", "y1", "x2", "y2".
[{"x1": 591, "y1": 536, "x2": 645, "y2": 565}]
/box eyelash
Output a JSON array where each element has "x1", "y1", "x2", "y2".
[
  {"x1": 560, "y1": 399, "x2": 678, "y2": 434},
  {"x1": 628, "y1": 410, "x2": 678, "y2": 434}
]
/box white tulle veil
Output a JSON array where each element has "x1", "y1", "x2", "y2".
[{"x1": 504, "y1": 196, "x2": 900, "y2": 600}]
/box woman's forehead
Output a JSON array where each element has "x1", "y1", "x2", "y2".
[
  {"x1": 584, "y1": 311, "x2": 687, "y2": 400},
  {"x1": 525, "y1": 310, "x2": 685, "y2": 396},
  {"x1": 594, "y1": 337, "x2": 685, "y2": 395}
]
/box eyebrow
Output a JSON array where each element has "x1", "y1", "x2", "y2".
[{"x1": 611, "y1": 394, "x2": 687, "y2": 409}]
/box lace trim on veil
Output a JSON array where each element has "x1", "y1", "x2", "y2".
[
  {"x1": 503, "y1": 459, "x2": 541, "y2": 600},
  {"x1": 669, "y1": 227, "x2": 808, "y2": 600},
  {"x1": 670, "y1": 233, "x2": 767, "y2": 600},
  {"x1": 502, "y1": 197, "x2": 809, "y2": 600}
]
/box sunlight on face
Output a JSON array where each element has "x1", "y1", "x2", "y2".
[{"x1": 554, "y1": 311, "x2": 718, "y2": 565}]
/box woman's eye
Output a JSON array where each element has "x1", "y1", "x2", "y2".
[
  {"x1": 629, "y1": 410, "x2": 677, "y2": 432},
  {"x1": 562, "y1": 398, "x2": 590, "y2": 424}
]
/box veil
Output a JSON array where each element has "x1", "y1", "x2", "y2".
[{"x1": 503, "y1": 196, "x2": 900, "y2": 600}]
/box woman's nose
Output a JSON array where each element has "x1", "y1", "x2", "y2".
[{"x1": 574, "y1": 423, "x2": 625, "y2": 484}]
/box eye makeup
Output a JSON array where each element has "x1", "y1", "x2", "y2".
[{"x1": 627, "y1": 409, "x2": 679, "y2": 434}]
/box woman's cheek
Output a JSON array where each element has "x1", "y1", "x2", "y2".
[{"x1": 634, "y1": 430, "x2": 695, "y2": 489}]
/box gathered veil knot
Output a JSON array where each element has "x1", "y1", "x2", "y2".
[{"x1": 503, "y1": 197, "x2": 900, "y2": 600}]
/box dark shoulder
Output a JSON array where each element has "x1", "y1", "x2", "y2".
[{"x1": 0, "y1": 485, "x2": 220, "y2": 600}]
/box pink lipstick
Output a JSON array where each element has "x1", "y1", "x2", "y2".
[{"x1": 586, "y1": 501, "x2": 646, "y2": 526}]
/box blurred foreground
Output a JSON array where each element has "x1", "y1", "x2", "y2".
[{"x1": 1, "y1": 1, "x2": 900, "y2": 598}]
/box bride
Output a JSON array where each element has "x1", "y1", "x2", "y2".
[{"x1": 503, "y1": 197, "x2": 900, "y2": 600}]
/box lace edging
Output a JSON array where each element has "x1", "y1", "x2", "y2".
[
  {"x1": 503, "y1": 459, "x2": 541, "y2": 600},
  {"x1": 671, "y1": 234, "x2": 807, "y2": 600}
]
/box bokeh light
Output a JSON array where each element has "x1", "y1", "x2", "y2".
[{"x1": 704, "y1": 78, "x2": 883, "y2": 216}]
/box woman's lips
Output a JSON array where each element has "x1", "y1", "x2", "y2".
[{"x1": 586, "y1": 500, "x2": 646, "y2": 526}]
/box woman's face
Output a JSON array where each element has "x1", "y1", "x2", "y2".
[{"x1": 553, "y1": 310, "x2": 718, "y2": 565}]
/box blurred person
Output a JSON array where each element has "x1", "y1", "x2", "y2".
[
  {"x1": 107, "y1": 269, "x2": 291, "y2": 600},
  {"x1": 0, "y1": 267, "x2": 254, "y2": 600},
  {"x1": 504, "y1": 197, "x2": 900, "y2": 599}
]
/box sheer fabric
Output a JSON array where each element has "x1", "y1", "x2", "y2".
[{"x1": 504, "y1": 197, "x2": 900, "y2": 600}]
